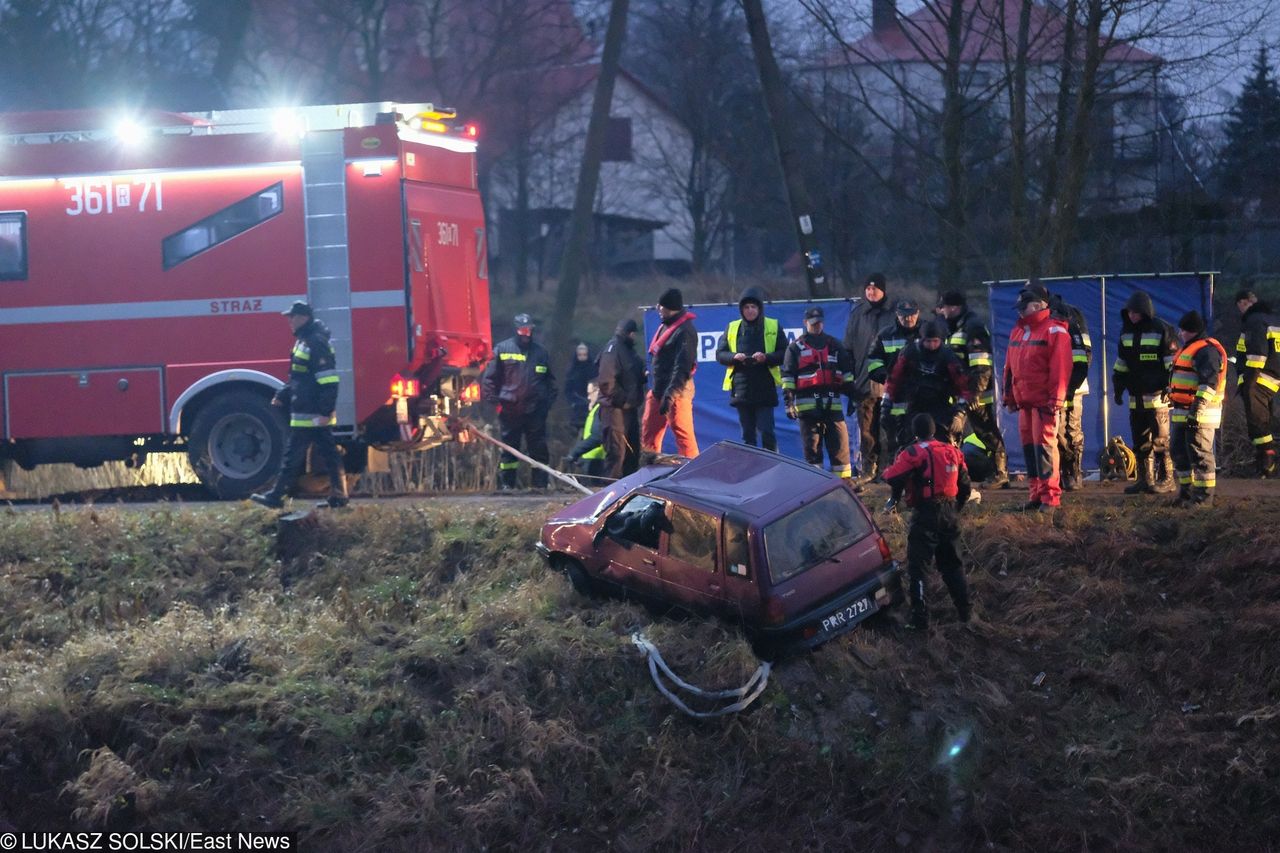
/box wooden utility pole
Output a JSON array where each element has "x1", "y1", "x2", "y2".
[
  {"x1": 548, "y1": 0, "x2": 630, "y2": 364},
  {"x1": 741, "y1": 0, "x2": 830, "y2": 298}
]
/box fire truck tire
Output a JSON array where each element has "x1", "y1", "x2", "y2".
[{"x1": 187, "y1": 390, "x2": 288, "y2": 500}]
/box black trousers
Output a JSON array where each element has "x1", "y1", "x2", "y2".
[
  {"x1": 855, "y1": 393, "x2": 882, "y2": 475},
  {"x1": 267, "y1": 426, "x2": 345, "y2": 498},
  {"x1": 735, "y1": 404, "x2": 778, "y2": 451},
  {"x1": 1242, "y1": 382, "x2": 1277, "y2": 448},
  {"x1": 906, "y1": 501, "x2": 969, "y2": 625},
  {"x1": 499, "y1": 411, "x2": 549, "y2": 488},
  {"x1": 1129, "y1": 405, "x2": 1170, "y2": 459},
  {"x1": 1056, "y1": 394, "x2": 1085, "y2": 481},
  {"x1": 600, "y1": 404, "x2": 640, "y2": 480},
  {"x1": 799, "y1": 414, "x2": 851, "y2": 478}
]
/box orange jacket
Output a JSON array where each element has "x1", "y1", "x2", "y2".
[{"x1": 1003, "y1": 308, "x2": 1072, "y2": 409}]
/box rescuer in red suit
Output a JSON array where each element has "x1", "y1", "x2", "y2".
[
  {"x1": 251, "y1": 301, "x2": 348, "y2": 509},
  {"x1": 1002, "y1": 284, "x2": 1072, "y2": 512},
  {"x1": 882, "y1": 413, "x2": 972, "y2": 630}
]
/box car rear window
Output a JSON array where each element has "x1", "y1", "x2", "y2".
[{"x1": 763, "y1": 488, "x2": 873, "y2": 584}]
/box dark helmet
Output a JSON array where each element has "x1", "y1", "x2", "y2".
[{"x1": 513, "y1": 313, "x2": 534, "y2": 334}]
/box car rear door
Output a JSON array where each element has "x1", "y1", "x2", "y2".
[{"x1": 656, "y1": 502, "x2": 734, "y2": 612}]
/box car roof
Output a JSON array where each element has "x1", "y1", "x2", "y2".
[{"x1": 654, "y1": 441, "x2": 839, "y2": 519}]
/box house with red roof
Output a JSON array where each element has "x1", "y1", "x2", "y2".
[{"x1": 812, "y1": 0, "x2": 1168, "y2": 212}]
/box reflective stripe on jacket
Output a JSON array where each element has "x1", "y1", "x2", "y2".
[
  {"x1": 278, "y1": 318, "x2": 339, "y2": 427},
  {"x1": 1169, "y1": 336, "x2": 1227, "y2": 425},
  {"x1": 721, "y1": 317, "x2": 783, "y2": 389}
]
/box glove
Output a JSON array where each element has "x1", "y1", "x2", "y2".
[
  {"x1": 948, "y1": 410, "x2": 967, "y2": 437},
  {"x1": 1186, "y1": 406, "x2": 1200, "y2": 428},
  {"x1": 562, "y1": 454, "x2": 576, "y2": 467},
  {"x1": 880, "y1": 398, "x2": 893, "y2": 422},
  {"x1": 846, "y1": 398, "x2": 858, "y2": 416},
  {"x1": 1114, "y1": 388, "x2": 1124, "y2": 406},
  {"x1": 658, "y1": 396, "x2": 672, "y2": 416},
  {"x1": 882, "y1": 497, "x2": 899, "y2": 515}
]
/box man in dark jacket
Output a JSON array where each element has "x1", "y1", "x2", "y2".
[
  {"x1": 885, "y1": 320, "x2": 970, "y2": 446},
  {"x1": 1112, "y1": 290, "x2": 1179, "y2": 495},
  {"x1": 1235, "y1": 289, "x2": 1280, "y2": 477},
  {"x1": 939, "y1": 290, "x2": 1007, "y2": 485},
  {"x1": 782, "y1": 306, "x2": 855, "y2": 478},
  {"x1": 716, "y1": 287, "x2": 787, "y2": 451},
  {"x1": 843, "y1": 273, "x2": 893, "y2": 480},
  {"x1": 595, "y1": 318, "x2": 646, "y2": 478},
  {"x1": 867, "y1": 299, "x2": 922, "y2": 459},
  {"x1": 563, "y1": 342, "x2": 594, "y2": 435},
  {"x1": 481, "y1": 313, "x2": 557, "y2": 489},
  {"x1": 251, "y1": 301, "x2": 348, "y2": 509},
  {"x1": 641, "y1": 288, "x2": 699, "y2": 458},
  {"x1": 1048, "y1": 291, "x2": 1092, "y2": 490}
]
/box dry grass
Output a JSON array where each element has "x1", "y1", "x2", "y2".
[{"x1": 0, "y1": 494, "x2": 1277, "y2": 849}]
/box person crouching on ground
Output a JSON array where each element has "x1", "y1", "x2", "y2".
[
  {"x1": 1002, "y1": 284, "x2": 1072, "y2": 513},
  {"x1": 882, "y1": 413, "x2": 973, "y2": 630}
]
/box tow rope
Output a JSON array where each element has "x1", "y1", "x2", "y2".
[{"x1": 630, "y1": 633, "x2": 772, "y2": 718}]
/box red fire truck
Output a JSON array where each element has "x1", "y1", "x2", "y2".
[{"x1": 0, "y1": 102, "x2": 491, "y2": 497}]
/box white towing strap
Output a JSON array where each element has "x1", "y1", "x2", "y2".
[{"x1": 630, "y1": 632, "x2": 772, "y2": 718}]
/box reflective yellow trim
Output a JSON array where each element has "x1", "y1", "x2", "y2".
[
  {"x1": 1253, "y1": 435, "x2": 1274, "y2": 446},
  {"x1": 535, "y1": 365, "x2": 548, "y2": 373},
  {"x1": 499, "y1": 352, "x2": 527, "y2": 361},
  {"x1": 499, "y1": 461, "x2": 520, "y2": 470},
  {"x1": 1192, "y1": 477, "x2": 1215, "y2": 488},
  {"x1": 1258, "y1": 374, "x2": 1280, "y2": 392},
  {"x1": 1245, "y1": 356, "x2": 1267, "y2": 368}
]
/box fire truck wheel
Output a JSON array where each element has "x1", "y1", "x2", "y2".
[{"x1": 187, "y1": 390, "x2": 288, "y2": 500}]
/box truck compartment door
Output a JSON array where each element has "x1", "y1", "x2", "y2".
[{"x1": 4, "y1": 367, "x2": 164, "y2": 439}]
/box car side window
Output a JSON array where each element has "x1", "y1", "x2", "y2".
[
  {"x1": 605, "y1": 495, "x2": 666, "y2": 550},
  {"x1": 0, "y1": 211, "x2": 27, "y2": 281},
  {"x1": 667, "y1": 504, "x2": 718, "y2": 573},
  {"x1": 724, "y1": 518, "x2": 750, "y2": 578}
]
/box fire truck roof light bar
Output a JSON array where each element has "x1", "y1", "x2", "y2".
[{"x1": 1, "y1": 102, "x2": 477, "y2": 149}]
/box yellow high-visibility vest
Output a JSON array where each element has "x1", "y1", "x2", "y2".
[{"x1": 723, "y1": 317, "x2": 782, "y2": 390}]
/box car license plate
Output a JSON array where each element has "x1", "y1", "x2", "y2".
[{"x1": 819, "y1": 596, "x2": 876, "y2": 633}]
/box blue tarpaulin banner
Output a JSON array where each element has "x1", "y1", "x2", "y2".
[
  {"x1": 987, "y1": 273, "x2": 1215, "y2": 472},
  {"x1": 642, "y1": 299, "x2": 857, "y2": 462}
]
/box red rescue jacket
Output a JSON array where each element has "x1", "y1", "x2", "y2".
[
  {"x1": 882, "y1": 439, "x2": 971, "y2": 508},
  {"x1": 1003, "y1": 307, "x2": 1072, "y2": 410}
]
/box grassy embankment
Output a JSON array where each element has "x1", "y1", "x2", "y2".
[{"x1": 1, "y1": 495, "x2": 1277, "y2": 851}]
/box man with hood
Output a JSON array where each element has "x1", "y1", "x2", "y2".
[
  {"x1": 1002, "y1": 284, "x2": 1072, "y2": 513},
  {"x1": 595, "y1": 317, "x2": 646, "y2": 478},
  {"x1": 1047, "y1": 290, "x2": 1093, "y2": 491},
  {"x1": 1112, "y1": 290, "x2": 1179, "y2": 494},
  {"x1": 1168, "y1": 311, "x2": 1227, "y2": 507},
  {"x1": 885, "y1": 319, "x2": 970, "y2": 447},
  {"x1": 481, "y1": 313, "x2": 557, "y2": 489},
  {"x1": 938, "y1": 290, "x2": 1007, "y2": 485},
  {"x1": 867, "y1": 299, "x2": 922, "y2": 458},
  {"x1": 563, "y1": 342, "x2": 594, "y2": 435},
  {"x1": 843, "y1": 273, "x2": 894, "y2": 480},
  {"x1": 716, "y1": 287, "x2": 787, "y2": 451},
  {"x1": 251, "y1": 301, "x2": 348, "y2": 509},
  {"x1": 782, "y1": 306, "x2": 855, "y2": 478},
  {"x1": 1234, "y1": 289, "x2": 1280, "y2": 477}
]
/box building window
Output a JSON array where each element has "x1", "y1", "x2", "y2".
[
  {"x1": 162, "y1": 182, "x2": 283, "y2": 269},
  {"x1": 0, "y1": 211, "x2": 28, "y2": 281},
  {"x1": 603, "y1": 116, "x2": 632, "y2": 162}
]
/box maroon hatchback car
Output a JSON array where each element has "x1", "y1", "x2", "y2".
[{"x1": 537, "y1": 442, "x2": 901, "y2": 652}]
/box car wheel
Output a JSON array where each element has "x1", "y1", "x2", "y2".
[
  {"x1": 557, "y1": 557, "x2": 595, "y2": 597},
  {"x1": 188, "y1": 390, "x2": 287, "y2": 500}
]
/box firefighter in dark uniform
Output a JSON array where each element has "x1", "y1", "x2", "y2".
[
  {"x1": 595, "y1": 317, "x2": 646, "y2": 479},
  {"x1": 1112, "y1": 291, "x2": 1179, "y2": 494},
  {"x1": 843, "y1": 272, "x2": 894, "y2": 481},
  {"x1": 781, "y1": 306, "x2": 855, "y2": 478},
  {"x1": 884, "y1": 320, "x2": 969, "y2": 447},
  {"x1": 716, "y1": 286, "x2": 787, "y2": 451},
  {"x1": 866, "y1": 299, "x2": 922, "y2": 458},
  {"x1": 1168, "y1": 311, "x2": 1227, "y2": 507},
  {"x1": 481, "y1": 313, "x2": 556, "y2": 489},
  {"x1": 882, "y1": 413, "x2": 973, "y2": 630},
  {"x1": 1234, "y1": 289, "x2": 1280, "y2": 477},
  {"x1": 251, "y1": 301, "x2": 348, "y2": 509},
  {"x1": 1048, "y1": 291, "x2": 1092, "y2": 491},
  {"x1": 939, "y1": 290, "x2": 1008, "y2": 485}
]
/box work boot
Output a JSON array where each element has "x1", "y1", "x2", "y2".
[
  {"x1": 1152, "y1": 453, "x2": 1177, "y2": 494},
  {"x1": 1259, "y1": 448, "x2": 1278, "y2": 479},
  {"x1": 1173, "y1": 483, "x2": 1193, "y2": 507},
  {"x1": 1191, "y1": 488, "x2": 1215, "y2": 508},
  {"x1": 1125, "y1": 456, "x2": 1154, "y2": 494},
  {"x1": 317, "y1": 495, "x2": 349, "y2": 509},
  {"x1": 250, "y1": 492, "x2": 285, "y2": 509},
  {"x1": 1021, "y1": 498, "x2": 1042, "y2": 512},
  {"x1": 988, "y1": 449, "x2": 1009, "y2": 488}
]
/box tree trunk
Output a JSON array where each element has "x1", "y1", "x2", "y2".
[
  {"x1": 1007, "y1": 0, "x2": 1034, "y2": 275},
  {"x1": 547, "y1": 0, "x2": 629, "y2": 364},
  {"x1": 513, "y1": 142, "x2": 531, "y2": 295},
  {"x1": 938, "y1": 0, "x2": 967, "y2": 291},
  {"x1": 741, "y1": 0, "x2": 830, "y2": 298}
]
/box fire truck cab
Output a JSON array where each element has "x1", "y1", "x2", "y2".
[{"x1": 0, "y1": 102, "x2": 491, "y2": 497}]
